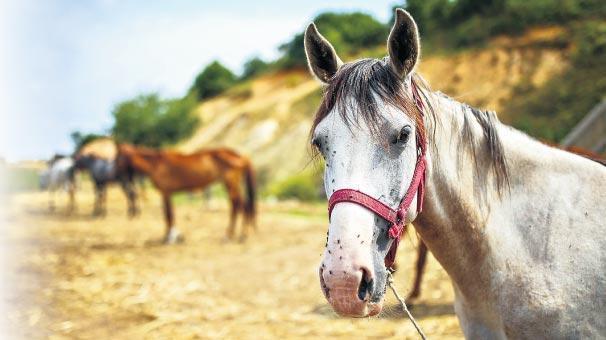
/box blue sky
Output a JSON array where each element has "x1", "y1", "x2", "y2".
[{"x1": 0, "y1": 0, "x2": 396, "y2": 161}]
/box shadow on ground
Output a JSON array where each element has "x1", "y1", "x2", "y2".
[{"x1": 310, "y1": 302, "x2": 455, "y2": 320}]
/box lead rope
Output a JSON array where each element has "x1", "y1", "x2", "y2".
[{"x1": 387, "y1": 270, "x2": 427, "y2": 340}]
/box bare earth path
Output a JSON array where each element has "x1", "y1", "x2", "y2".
[{"x1": 2, "y1": 186, "x2": 462, "y2": 339}]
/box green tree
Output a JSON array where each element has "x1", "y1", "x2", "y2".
[
  {"x1": 191, "y1": 61, "x2": 237, "y2": 100},
  {"x1": 241, "y1": 56, "x2": 270, "y2": 80},
  {"x1": 278, "y1": 12, "x2": 386, "y2": 68},
  {"x1": 395, "y1": 0, "x2": 605, "y2": 47},
  {"x1": 111, "y1": 93, "x2": 199, "y2": 147}
]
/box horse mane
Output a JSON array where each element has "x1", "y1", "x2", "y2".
[
  {"x1": 310, "y1": 57, "x2": 510, "y2": 193},
  {"x1": 311, "y1": 58, "x2": 426, "y2": 142},
  {"x1": 458, "y1": 103, "x2": 510, "y2": 192}
]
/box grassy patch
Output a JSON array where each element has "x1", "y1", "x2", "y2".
[
  {"x1": 265, "y1": 167, "x2": 324, "y2": 202},
  {"x1": 290, "y1": 89, "x2": 323, "y2": 119},
  {"x1": 0, "y1": 166, "x2": 40, "y2": 193}
]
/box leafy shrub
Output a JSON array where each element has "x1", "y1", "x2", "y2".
[
  {"x1": 267, "y1": 170, "x2": 324, "y2": 201},
  {"x1": 191, "y1": 61, "x2": 237, "y2": 100},
  {"x1": 241, "y1": 57, "x2": 270, "y2": 80},
  {"x1": 112, "y1": 93, "x2": 199, "y2": 147}
]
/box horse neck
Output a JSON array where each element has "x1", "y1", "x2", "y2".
[
  {"x1": 415, "y1": 91, "x2": 604, "y2": 301},
  {"x1": 415, "y1": 92, "x2": 606, "y2": 304},
  {"x1": 414, "y1": 94, "x2": 497, "y2": 298},
  {"x1": 129, "y1": 151, "x2": 158, "y2": 174}
]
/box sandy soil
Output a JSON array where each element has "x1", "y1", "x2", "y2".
[{"x1": 2, "y1": 185, "x2": 462, "y2": 339}]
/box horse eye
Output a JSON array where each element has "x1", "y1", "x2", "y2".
[
  {"x1": 392, "y1": 125, "x2": 412, "y2": 146},
  {"x1": 312, "y1": 137, "x2": 322, "y2": 151}
]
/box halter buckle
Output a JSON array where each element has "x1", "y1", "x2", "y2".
[{"x1": 388, "y1": 211, "x2": 405, "y2": 239}]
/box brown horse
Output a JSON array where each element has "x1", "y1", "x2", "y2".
[
  {"x1": 404, "y1": 144, "x2": 605, "y2": 302},
  {"x1": 116, "y1": 144, "x2": 256, "y2": 243}
]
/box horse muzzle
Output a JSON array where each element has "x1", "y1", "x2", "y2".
[{"x1": 319, "y1": 267, "x2": 383, "y2": 317}]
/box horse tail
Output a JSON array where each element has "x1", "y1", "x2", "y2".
[{"x1": 243, "y1": 161, "x2": 257, "y2": 224}]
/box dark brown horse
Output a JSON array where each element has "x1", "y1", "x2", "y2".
[
  {"x1": 405, "y1": 144, "x2": 605, "y2": 302},
  {"x1": 116, "y1": 144, "x2": 257, "y2": 243}
]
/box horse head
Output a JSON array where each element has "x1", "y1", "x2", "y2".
[{"x1": 305, "y1": 9, "x2": 424, "y2": 317}]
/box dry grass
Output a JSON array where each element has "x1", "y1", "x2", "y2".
[{"x1": 2, "y1": 184, "x2": 462, "y2": 339}]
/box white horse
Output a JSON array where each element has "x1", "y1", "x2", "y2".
[
  {"x1": 305, "y1": 9, "x2": 606, "y2": 338},
  {"x1": 40, "y1": 155, "x2": 76, "y2": 213}
]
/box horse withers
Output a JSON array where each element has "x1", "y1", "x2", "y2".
[
  {"x1": 305, "y1": 9, "x2": 605, "y2": 338},
  {"x1": 116, "y1": 144, "x2": 257, "y2": 244}
]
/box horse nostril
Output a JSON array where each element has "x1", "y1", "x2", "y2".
[
  {"x1": 357, "y1": 269, "x2": 374, "y2": 301},
  {"x1": 319, "y1": 268, "x2": 330, "y2": 299}
]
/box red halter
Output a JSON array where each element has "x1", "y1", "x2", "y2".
[{"x1": 327, "y1": 81, "x2": 427, "y2": 269}]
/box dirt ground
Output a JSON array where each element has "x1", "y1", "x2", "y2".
[{"x1": 1, "y1": 184, "x2": 462, "y2": 339}]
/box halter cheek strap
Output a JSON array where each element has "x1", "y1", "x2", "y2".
[{"x1": 326, "y1": 81, "x2": 427, "y2": 269}]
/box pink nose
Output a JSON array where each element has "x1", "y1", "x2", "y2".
[{"x1": 319, "y1": 266, "x2": 382, "y2": 317}]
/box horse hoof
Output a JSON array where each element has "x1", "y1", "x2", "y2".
[
  {"x1": 128, "y1": 209, "x2": 140, "y2": 219},
  {"x1": 163, "y1": 237, "x2": 184, "y2": 245},
  {"x1": 405, "y1": 292, "x2": 420, "y2": 306},
  {"x1": 164, "y1": 229, "x2": 184, "y2": 245},
  {"x1": 238, "y1": 235, "x2": 248, "y2": 243}
]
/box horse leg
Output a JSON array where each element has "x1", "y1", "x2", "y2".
[
  {"x1": 48, "y1": 189, "x2": 56, "y2": 212},
  {"x1": 67, "y1": 182, "x2": 75, "y2": 215},
  {"x1": 137, "y1": 176, "x2": 147, "y2": 202},
  {"x1": 93, "y1": 184, "x2": 102, "y2": 216},
  {"x1": 93, "y1": 184, "x2": 100, "y2": 216},
  {"x1": 121, "y1": 179, "x2": 138, "y2": 218},
  {"x1": 223, "y1": 194, "x2": 240, "y2": 241},
  {"x1": 100, "y1": 184, "x2": 108, "y2": 217},
  {"x1": 130, "y1": 181, "x2": 139, "y2": 216},
  {"x1": 162, "y1": 193, "x2": 182, "y2": 244},
  {"x1": 407, "y1": 240, "x2": 428, "y2": 302},
  {"x1": 224, "y1": 179, "x2": 244, "y2": 241}
]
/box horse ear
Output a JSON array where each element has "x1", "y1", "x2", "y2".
[
  {"x1": 304, "y1": 23, "x2": 343, "y2": 84},
  {"x1": 387, "y1": 9, "x2": 420, "y2": 78}
]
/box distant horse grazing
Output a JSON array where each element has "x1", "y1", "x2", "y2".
[
  {"x1": 74, "y1": 154, "x2": 139, "y2": 217},
  {"x1": 116, "y1": 144, "x2": 257, "y2": 243},
  {"x1": 305, "y1": 9, "x2": 605, "y2": 338},
  {"x1": 78, "y1": 136, "x2": 148, "y2": 200},
  {"x1": 39, "y1": 154, "x2": 76, "y2": 213}
]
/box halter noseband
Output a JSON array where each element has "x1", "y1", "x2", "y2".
[{"x1": 327, "y1": 81, "x2": 427, "y2": 269}]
